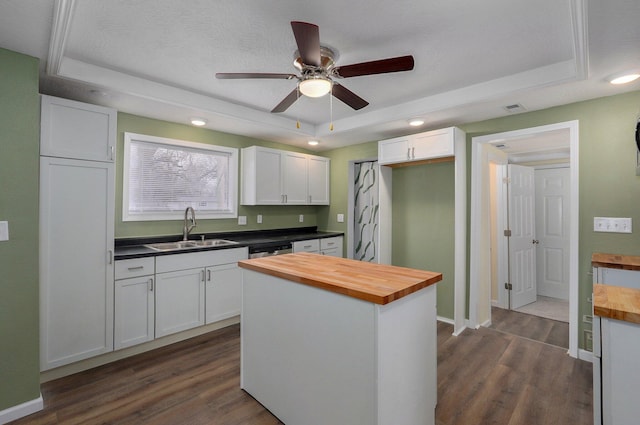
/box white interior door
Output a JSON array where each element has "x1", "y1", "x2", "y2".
[
  {"x1": 508, "y1": 164, "x2": 537, "y2": 309},
  {"x1": 535, "y1": 167, "x2": 570, "y2": 300}
]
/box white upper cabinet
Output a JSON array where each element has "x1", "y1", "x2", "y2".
[
  {"x1": 40, "y1": 95, "x2": 117, "y2": 162},
  {"x1": 241, "y1": 146, "x2": 330, "y2": 205},
  {"x1": 378, "y1": 127, "x2": 462, "y2": 166},
  {"x1": 307, "y1": 156, "x2": 330, "y2": 204}
]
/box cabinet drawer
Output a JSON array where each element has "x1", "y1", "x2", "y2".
[
  {"x1": 320, "y1": 237, "x2": 342, "y2": 250},
  {"x1": 293, "y1": 239, "x2": 320, "y2": 253},
  {"x1": 115, "y1": 257, "x2": 155, "y2": 280}
]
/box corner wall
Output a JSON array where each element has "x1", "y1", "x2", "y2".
[{"x1": 0, "y1": 48, "x2": 41, "y2": 411}]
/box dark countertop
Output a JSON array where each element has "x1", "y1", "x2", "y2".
[{"x1": 114, "y1": 227, "x2": 343, "y2": 260}]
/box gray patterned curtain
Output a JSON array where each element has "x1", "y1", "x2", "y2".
[{"x1": 353, "y1": 161, "x2": 379, "y2": 262}]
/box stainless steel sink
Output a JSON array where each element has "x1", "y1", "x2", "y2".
[{"x1": 145, "y1": 239, "x2": 238, "y2": 251}]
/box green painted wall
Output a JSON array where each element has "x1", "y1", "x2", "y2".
[
  {"x1": 459, "y1": 90, "x2": 640, "y2": 348},
  {"x1": 319, "y1": 89, "x2": 640, "y2": 349},
  {"x1": 0, "y1": 49, "x2": 41, "y2": 410},
  {"x1": 116, "y1": 113, "x2": 321, "y2": 238}
]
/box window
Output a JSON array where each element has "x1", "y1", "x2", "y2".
[{"x1": 123, "y1": 132, "x2": 238, "y2": 221}]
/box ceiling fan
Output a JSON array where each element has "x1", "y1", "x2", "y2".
[{"x1": 216, "y1": 21, "x2": 415, "y2": 113}]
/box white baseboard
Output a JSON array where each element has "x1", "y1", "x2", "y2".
[
  {"x1": 437, "y1": 315, "x2": 454, "y2": 325},
  {"x1": 0, "y1": 394, "x2": 43, "y2": 425},
  {"x1": 578, "y1": 348, "x2": 594, "y2": 363}
]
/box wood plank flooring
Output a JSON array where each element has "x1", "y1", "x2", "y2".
[
  {"x1": 490, "y1": 306, "x2": 570, "y2": 349},
  {"x1": 12, "y1": 319, "x2": 592, "y2": 425}
]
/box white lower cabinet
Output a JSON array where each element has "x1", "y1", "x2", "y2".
[
  {"x1": 293, "y1": 239, "x2": 320, "y2": 253},
  {"x1": 114, "y1": 275, "x2": 155, "y2": 349},
  {"x1": 155, "y1": 268, "x2": 206, "y2": 338},
  {"x1": 206, "y1": 263, "x2": 243, "y2": 324},
  {"x1": 153, "y1": 247, "x2": 248, "y2": 339},
  {"x1": 320, "y1": 237, "x2": 343, "y2": 257}
]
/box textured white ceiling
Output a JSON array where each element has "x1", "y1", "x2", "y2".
[{"x1": 1, "y1": 0, "x2": 640, "y2": 150}]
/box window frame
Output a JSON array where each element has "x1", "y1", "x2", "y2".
[{"x1": 122, "y1": 132, "x2": 238, "y2": 221}]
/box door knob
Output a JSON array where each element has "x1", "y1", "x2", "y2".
[{"x1": 532, "y1": 239, "x2": 539, "y2": 244}]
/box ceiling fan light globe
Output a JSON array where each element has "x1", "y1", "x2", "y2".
[{"x1": 299, "y1": 78, "x2": 332, "y2": 98}]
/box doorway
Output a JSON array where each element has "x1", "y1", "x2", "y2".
[
  {"x1": 492, "y1": 164, "x2": 571, "y2": 323},
  {"x1": 470, "y1": 121, "x2": 579, "y2": 358}
]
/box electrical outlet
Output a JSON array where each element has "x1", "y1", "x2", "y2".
[
  {"x1": 0, "y1": 221, "x2": 8, "y2": 241},
  {"x1": 337, "y1": 213, "x2": 344, "y2": 223},
  {"x1": 299, "y1": 214, "x2": 304, "y2": 223},
  {"x1": 257, "y1": 214, "x2": 262, "y2": 224},
  {"x1": 238, "y1": 215, "x2": 247, "y2": 225}
]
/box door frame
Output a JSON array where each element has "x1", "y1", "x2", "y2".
[{"x1": 469, "y1": 120, "x2": 579, "y2": 358}]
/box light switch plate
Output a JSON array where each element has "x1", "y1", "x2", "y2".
[
  {"x1": 0, "y1": 221, "x2": 8, "y2": 241},
  {"x1": 594, "y1": 217, "x2": 632, "y2": 233},
  {"x1": 238, "y1": 215, "x2": 247, "y2": 225},
  {"x1": 337, "y1": 213, "x2": 345, "y2": 223}
]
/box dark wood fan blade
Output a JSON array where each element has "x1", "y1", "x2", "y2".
[
  {"x1": 216, "y1": 73, "x2": 297, "y2": 80},
  {"x1": 334, "y1": 55, "x2": 415, "y2": 78},
  {"x1": 271, "y1": 89, "x2": 300, "y2": 113},
  {"x1": 291, "y1": 21, "x2": 321, "y2": 67},
  {"x1": 332, "y1": 83, "x2": 369, "y2": 110}
]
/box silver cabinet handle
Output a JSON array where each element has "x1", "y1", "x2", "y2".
[
  {"x1": 148, "y1": 278, "x2": 154, "y2": 291},
  {"x1": 412, "y1": 147, "x2": 415, "y2": 158},
  {"x1": 201, "y1": 269, "x2": 206, "y2": 282},
  {"x1": 108, "y1": 250, "x2": 113, "y2": 265},
  {"x1": 109, "y1": 145, "x2": 115, "y2": 161},
  {"x1": 309, "y1": 195, "x2": 312, "y2": 203},
  {"x1": 407, "y1": 147, "x2": 411, "y2": 159},
  {"x1": 207, "y1": 269, "x2": 211, "y2": 281},
  {"x1": 127, "y1": 265, "x2": 144, "y2": 271}
]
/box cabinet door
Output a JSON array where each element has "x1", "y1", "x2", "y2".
[
  {"x1": 308, "y1": 156, "x2": 330, "y2": 204},
  {"x1": 253, "y1": 148, "x2": 285, "y2": 204},
  {"x1": 293, "y1": 239, "x2": 320, "y2": 253},
  {"x1": 40, "y1": 95, "x2": 116, "y2": 162},
  {"x1": 155, "y1": 268, "x2": 205, "y2": 338},
  {"x1": 378, "y1": 137, "x2": 410, "y2": 165},
  {"x1": 410, "y1": 128, "x2": 454, "y2": 160},
  {"x1": 283, "y1": 152, "x2": 308, "y2": 204},
  {"x1": 40, "y1": 157, "x2": 115, "y2": 370},
  {"x1": 114, "y1": 276, "x2": 155, "y2": 349},
  {"x1": 206, "y1": 263, "x2": 242, "y2": 324}
]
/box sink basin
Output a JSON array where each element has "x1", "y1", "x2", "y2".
[
  {"x1": 145, "y1": 239, "x2": 238, "y2": 251},
  {"x1": 193, "y1": 239, "x2": 238, "y2": 247}
]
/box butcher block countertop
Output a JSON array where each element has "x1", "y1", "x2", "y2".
[
  {"x1": 592, "y1": 253, "x2": 640, "y2": 271},
  {"x1": 593, "y1": 283, "x2": 640, "y2": 325},
  {"x1": 238, "y1": 252, "x2": 442, "y2": 305}
]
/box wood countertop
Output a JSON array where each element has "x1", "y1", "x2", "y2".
[
  {"x1": 238, "y1": 252, "x2": 442, "y2": 305},
  {"x1": 592, "y1": 253, "x2": 640, "y2": 271},
  {"x1": 593, "y1": 283, "x2": 640, "y2": 325}
]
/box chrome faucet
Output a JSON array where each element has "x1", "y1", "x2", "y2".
[{"x1": 183, "y1": 207, "x2": 197, "y2": 241}]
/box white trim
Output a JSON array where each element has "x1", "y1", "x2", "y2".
[
  {"x1": 578, "y1": 349, "x2": 594, "y2": 363},
  {"x1": 46, "y1": 0, "x2": 76, "y2": 76},
  {"x1": 470, "y1": 120, "x2": 580, "y2": 358},
  {"x1": 437, "y1": 315, "x2": 455, "y2": 325},
  {"x1": 0, "y1": 394, "x2": 43, "y2": 425},
  {"x1": 453, "y1": 128, "x2": 467, "y2": 336},
  {"x1": 122, "y1": 132, "x2": 238, "y2": 221}
]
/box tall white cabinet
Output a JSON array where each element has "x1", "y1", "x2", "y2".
[{"x1": 39, "y1": 95, "x2": 116, "y2": 370}]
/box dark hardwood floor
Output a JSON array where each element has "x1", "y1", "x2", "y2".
[
  {"x1": 489, "y1": 306, "x2": 570, "y2": 349},
  {"x1": 13, "y1": 318, "x2": 592, "y2": 425}
]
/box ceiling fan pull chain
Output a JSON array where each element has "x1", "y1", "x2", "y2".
[
  {"x1": 329, "y1": 88, "x2": 334, "y2": 131},
  {"x1": 296, "y1": 86, "x2": 301, "y2": 129}
]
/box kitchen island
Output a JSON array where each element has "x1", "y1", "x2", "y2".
[{"x1": 238, "y1": 253, "x2": 442, "y2": 425}]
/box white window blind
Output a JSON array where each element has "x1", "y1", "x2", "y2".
[{"x1": 123, "y1": 133, "x2": 238, "y2": 221}]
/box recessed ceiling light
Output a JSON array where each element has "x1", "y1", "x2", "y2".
[
  {"x1": 308, "y1": 140, "x2": 319, "y2": 146},
  {"x1": 608, "y1": 72, "x2": 640, "y2": 85},
  {"x1": 190, "y1": 117, "x2": 207, "y2": 126},
  {"x1": 408, "y1": 118, "x2": 424, "y2": 127}
]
